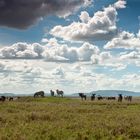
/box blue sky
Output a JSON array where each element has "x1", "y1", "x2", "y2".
[{"x1": 0, "y1": 0, "x2": 140, "y2": 94}]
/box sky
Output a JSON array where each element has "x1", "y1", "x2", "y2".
[{"x1": 0, "y1": 0, "x2": 140, "y2": 94}]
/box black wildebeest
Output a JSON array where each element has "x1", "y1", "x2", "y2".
[
  {"x1": 91, "y1": 94, "x2": 96, "y2": 101},
  {"x1": 56, "y1": 89, "x2": 64, "y2": 97},
  {"x1": 97, "y1": 95, "x2": 103, "y2": 100},
  {"x1": 50, "y1": 90, "x2": 55, "y2": 97},
  {"x1": 9, "y1": 97, "x2": 14, "y2": 101},
  {"x1": 0, "y1": 96, "x2": 6, "y2": 102},
  {"x1": 118, "y1": 94, "x2": 123, "y2": 102},
  {"x1": 79, "y1": 93, "x2": 86, "y2": 100},
  {"x1": 106, "y1": 97, "x2": 116, "y2": 100},
  {"x1": 124, "y1": 96, "x2": 132, "y2": 102},
  {"x1": 34, "y1": 91, "x2": 45, "y2": 98}
]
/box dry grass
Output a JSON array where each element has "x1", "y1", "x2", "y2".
[{"x1": 0, "y1": 97, "x2": 140, "y2": 140}]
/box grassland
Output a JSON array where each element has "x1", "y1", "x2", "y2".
[{"x1": 0, "y1": 97, "x2": 140, "y2": 140}]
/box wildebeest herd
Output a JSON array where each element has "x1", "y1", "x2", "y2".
[
  {"x1": 0, "y1": 89, "x2": 64, "y2": 102},
  {"x1": 0, "y1": 96, "x2": 20, "y2": 102},
  {"x1": 0, "y1": 90, "x2": 133, "y2": 103},
  {"x1": 33, "y1": 89, "x2": 64, "y2": 98},
  {"x1": 79, "y1": 93, "x2": 132, "y2": 102}
]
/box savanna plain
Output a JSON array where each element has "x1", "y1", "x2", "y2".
[{"x1": 0, "y1": 97, "x2": 140, "y2": 140}]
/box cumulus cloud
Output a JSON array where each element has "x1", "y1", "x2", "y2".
[
  {"x1": 91, "y1": 55, "x2": 127, "y2": 71},
  {"x1": 91, "y1": 51, "x2": 112, "y2": 64},
  {"x1": 137, "y1": 30, "x2": 140, "y2": 38},
  {"x1": 0, "y1": 0, "x2": 91, "y2": 29},
  {"x1": 33, "y1": 43, "x2": 44, "y2": 57},
  {"x1": 0, "y1": 41, "x2": 100, "y2": 62},
  {"x1": 79, "y1": 11, "x2": 91, "y2": 23},
  {"x1": 43, "y1": 42, "x2": 100, "y2": 62},
  {"x1": 78, "y1": 42, "x2": 100, "y2": 61},
  {"x1": 114, "y1": 0, "x2": 126, "y2": 9},
  {"x1": 120, "y1": 51, "x2": 140, "y2": 60},
  {"x1": 0, "y1": 42, "x2": 43, "y2": 59},
  {"x1": 50, "y1": 1, "x2": 126, "y2": 42},
  {"x1": 110, "y1": 63, "x2": 127, "y2": 71},
  {"x1": 1, "y1": 37, "x2": 135, "y2": 73},
  {"x1": 104, "y1": 31, "x2": 140, "y2": 50},
  {"x1": 51, "y1": 66, "x2": 65, "y2": 78},
  {"x1": 0, "y1": 39, "x2": 131, "y2": 71},
  {"x1": 16, "y1": 50, "x2": 38, "y2": 59},
  {"x1": 99, "y1": 52, "x2": 112, "y2": 61}
]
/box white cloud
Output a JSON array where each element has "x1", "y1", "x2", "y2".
[
  {"x1": 104, "y1": 31, "x2": 140, "y2": 50},
  {"x1": 0, "y1": 39, "x2": 130, "y2": 72},
  {"x1": 114, "y1": 0, "x2": 126, "y2": 9},
  {"x1": 78, "y1": 42, "x2": 100, "y2": 61},
  {"x1": 135, "y1": 60, "x2": 140, "y2": 67},
  {"x1": 43, "y1": 42, "x2": 100, "y2": 62},
  {"x1": 137, "y1": 30, "x2": 140, "y2": 38},
  {"x1": 51, "y1": 66, "x2": 65, "y2": 78},
  {"x1": 110, "y1": 63, "x2": 127, "y2": 71},
  {"x1": 0, "y1": 42, "x2": 39, "y2": 59},
  {"x1": 0, "y1": 41, "x2": 101, "y2": 63},
  {"x1": 50, "y1": 1, "x2": 126, "y2": 42},
  {"x1": 0, "y1": 59, "x2": 140, "y2": 94},
  {"x1": 100, "y1": 51, "x2": 112, "y2": 61},
  {"x1": 91, "y1": 51, "x2": 112, "y2": 64},
  {"x1": 33, "y1": 43, "x2": 44, "y2": 57},
  {"x1": 41, "y1": 38, "x2": 48, "y2": 43},
  {"x1": 120, "y1": 51, "x2": 140, "y2": 60},
  {"x1": 79, "y1": 11, "x2": 91, "y2": 23}
]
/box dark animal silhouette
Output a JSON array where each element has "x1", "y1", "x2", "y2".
[
  {"x1": 0, "y1": 96, "x2": 6, "y2": 102},
  {"x1": 97, "y1": 95, "x2": 103, "y2": 100},
  {"x1": 56, "y1": 89, "x2": 64, "y2": 97},
  {"x1": 124, "y1": 96, "x2": 132, "y2": 102},
  {"x1": 34, "y1": 91, "x2": 45, "y2": 98},
  {"x1": 118, "y1": 94, "x2": 123, "y2": 102},
  {"x1": 106, "y1": 97, "x2": 116, "y2": 100},
  {"x1": 91, "y1": 94, "x2": 96, "y2": 101},
  {"x1": 50, "y1": 90, "x2": 55, "y2": 97},
  {"x1": 9, "y1": 97, "x2": 14, "y2": 101},
  {"x1": 79, "y1": 93, "x2": 86, "y2": 100},
  {"x1": 17, "y1": 97, "x2": 20, "y2": 99}
]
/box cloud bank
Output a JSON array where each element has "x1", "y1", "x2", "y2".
[
  {"x1": 0, "y1": 59, "x2": 140, "y2": 94},
  {"x1": 0, "y1": 41, "x2": 100, "y2": 62},
  {"x1": 0, "y1": 39, "x2": 131, "y2": 72}
]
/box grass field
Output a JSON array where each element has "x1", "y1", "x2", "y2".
[{"x1": 0, "y1": 97, "x2": 140, "y2": 140}]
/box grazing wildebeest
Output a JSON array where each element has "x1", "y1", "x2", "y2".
[
  {"x1": 9, "y1": 97, "x2": 14, "y2": 101},
  {"x1": 34, "y1": 91, "x2": 45, "y2": 98},
  {"x1": 56, "y1": 89, "x2": 64, "y2": 97},
  {"x1": 118, "y1": 94, "x2": 123, "y2": 102},
  {"x1": 124, "y1": 96, "x2": 132, "y2": 102},
  {"x1": 0, "y1": 96, "x2": 6, "y2": 102},
  {"x1": 50, "y1": 90, "x2": 55, "y2": 97},
  {"x1": 79, "y1": 93, "x2": 86, "y2": 100},
  {"x1": 97, "y1": 95, "x2": 103, "y2": 100},
  {"x1": 106, "y1": 97, "x2": 116, "y2": 100},
  {"x1": 91, "y1": 94, "x2": 96, "y2": 101}
]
